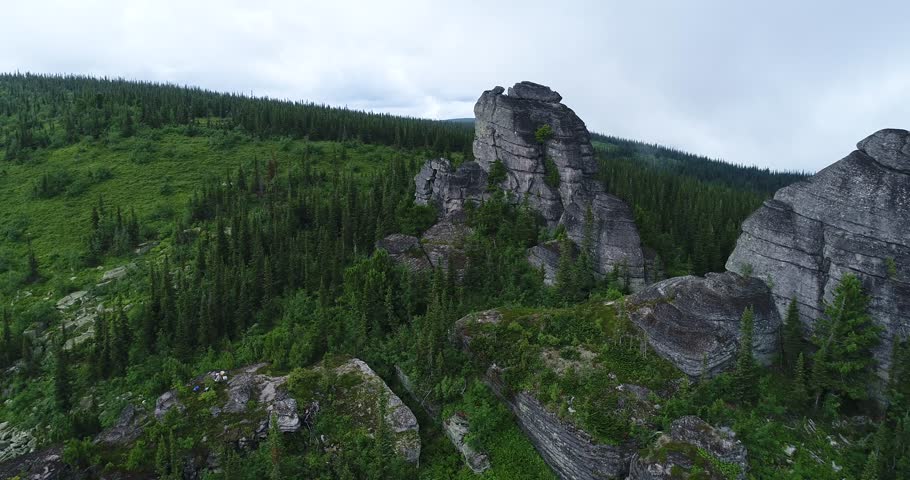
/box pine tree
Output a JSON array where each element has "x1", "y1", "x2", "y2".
[
  {"x1": 810, "y1": 274, "x2": 881, "y2": 404},
  {"x1": 268, "y1": 414, "x2": 283, "y2": 480},
  {"x1": 732, "y1": 306, "x2": 757, "y2": 402},
  {"x1": 781, "y1": 297, "x2": 803, "y2": 371},
  {"x1": 861, "y1": 449, "x2": 879, "y2": 480},
  {"x1": 792, "y1": 352, "x2": 809, "y2": 409}
]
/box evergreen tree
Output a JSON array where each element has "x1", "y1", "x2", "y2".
[
  {"x1": 732, "y1": 306, "x2": 757, "y2": 402},
  {"x1": 268, "y1": 414, "x2": 283, "y2": 480},
  {"x1": 781, "y1": 297, "x2": 803, "y2": 371},
  {"x1": 789, "y1": 352, "x2": 809, "y2": 410},
  {"x1": 810, "y1": 274, "x2": 880, "y2": 405}
]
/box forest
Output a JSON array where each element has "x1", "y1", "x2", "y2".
[{"x1": 0, "y1": 74, "x2": 906, "y2": 479}]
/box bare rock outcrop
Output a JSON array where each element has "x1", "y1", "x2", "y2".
[
  {"x1": 332, "y1": 359, "x2": 421, "y2": 464},
  {"x1": 455, "y1": 310, "x2": 632, "y2": 479},
  {"x1": 377, "y1": 219, "x2": 473, "y2": 275},
  {"x1": 628, "y1": 416, "x2": 747, "y2": 480},
  {"x1": 443, "y1": 414, "x2": 491, "y2": 474},
  {"x1": 416, "y1": 82, "x2": 650, "y2": 290},
  {"x1": 726, "y1": 128, "x2": 910, "y2": 384},
  {"x1": 625, "y1": 272, "x2": 780, "y2": 377}
]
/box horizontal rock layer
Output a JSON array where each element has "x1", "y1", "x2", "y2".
[
  {"x1": 726, "y1": 128, "x2": 910, "y2": 385},
  {"x1": 416, "y1": 82, "x2": 650, "y2": 290},
  {"x1": 626, "y1": 272, "x2": 780, "y2": 377}
]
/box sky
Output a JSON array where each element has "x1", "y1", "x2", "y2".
[{"x1": 2, "y1": 1, "x2": 908, "y2": 172}]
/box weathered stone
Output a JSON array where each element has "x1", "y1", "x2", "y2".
[
  {"x1": 455, "y1": 311, "x2": 631, "y2": 479},
  {"x1": 416, "y1": 82, "x2": 651, "y2": 290},
  {"x1": 55, "y1": 290, "x2": 88, "y2": 310},
  {"x1": 629, "y1": 416, "x2": 747, "y2": 480},
  {"x1": 0, "y1": 446, "x2": 68, "y2": 480},
  {"x1": 333, "y1": 359, "x2": 421, "y2": 463},
  {"x1": 378, "y1": 220, "x2": 473, "y2": 276},
  {"x1": 508, "y1": 81, "x2": 563, "y2": 102},
  {"x1": 626, "y1": 272, "x2": 780, "y2": 377},
  {"x1": 486, "y1": 366, "x2": 631, "y2": 479},
  {"x1": 726, "y1": 129, "x2": 910, "y2": 387},
  {"x1": 0, "y1": 422, "x2": 36, "y2": 464},
  {"x1": 154, "y1": 390, "x2": 185, "y2": 420},
  {"x1": 95, "y1": 404, "x2": 146, "y2": 446},
  {"x1": 444, "y1": 414, "x2": 491, "y2": 474},
  {"x1": 269, "y1": 398, "x2": 300, "y2": 433},
  {"x1": 527, "y1": 241, "x2": 562, "y2": 286}
]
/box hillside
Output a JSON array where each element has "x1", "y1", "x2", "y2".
[{"x1": 1, "y1": 75, "x2": 904, "y2": 480}]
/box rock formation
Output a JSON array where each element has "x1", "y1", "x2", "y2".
[
  {"x1": 629, "y1": 416, "x2": 747, "y2": 480},
  {"x1": 331, "y1": 358, "x2": 422, "y2": 463},
  {"x1": 443, "y1": 414, "x2": 491, "y2": 474},
  {"x1": 454, "y1": 309, "x2": 632, "y2": 479},
  {"x1": 726, "y1": 128, "x2": 910, "y2": 383},
  {"x1": 377, "y1": 220, "x2": 473, "y2": 275},
  {"x1": 625, "y1": 272, "x2": 781, "y2": 377},
  {"x1": 415, "y1": 82, "x2": 651, "y2": 290}
]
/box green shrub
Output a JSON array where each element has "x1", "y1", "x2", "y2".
[{"x1": 535, "y1": 125, "x2": 554, "y2": 144}]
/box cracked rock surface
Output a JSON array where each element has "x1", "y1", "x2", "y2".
[
  {"x1": 415, "y1": 82, "x2": 651, "y2": 290},
  {"x1": 726, "y1": 128, "x2": 910, "y2": 386}
]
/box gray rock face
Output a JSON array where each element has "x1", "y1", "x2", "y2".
[
  {"x1": 333, "y1": 359, "x2": 421, "y2": 464},
  {"x1": 154, "y1": 390, "x2": 185, "y2": 420},
  {"x1": 486, "y1": 366, "x2": 631, "y2": 479},
  {"x1": 726, "y1": 129, "x2": 910, "y2": 385},
  {"x1": 444, "y1": 414, "x2": 491, "y2": 474},
  {"x1": 416, "y1": 82, "x2": 650, "y2": 290},
  {"x1": 629, "y1": 416, "x2": 747, "y2": 480},
  {"x1": 626, "y1": 272, "x2": 781, "y2": 377},
  {"x1": 95, "y1": 404, "x2": 146, "y2": 446},
  {"x1": 527, "y1": 241, "x2": 562, "y2": 286},
  {"x1": 0, "y1": 447, "x2": 67, "y2": 480},
  {"x1": 454, "y1": 310, "x2": 631, "y2": 479},
  {"x1": 377, "y1": 220, "x2": 473, "y2": 275}
]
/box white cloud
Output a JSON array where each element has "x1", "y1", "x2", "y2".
[{"x1": 1, "y1": 0, "x2": 908, "y2": 171}]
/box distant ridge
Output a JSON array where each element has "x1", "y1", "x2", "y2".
[{"x1": 445, "y1": 118, "x2": 475, "y2": 124}]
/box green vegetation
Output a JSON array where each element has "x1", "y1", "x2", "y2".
[{"x1": 0, "y1": 74, "x2": 900, "y2": 480}]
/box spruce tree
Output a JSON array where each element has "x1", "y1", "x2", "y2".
[
  {"x1": 810, "y1": 274, "x2": 880, "y2": 404},
  {"x1": 781, "y1": 297, "x2": 803, "y2": 371},
  {"x1": 792, "y1": 352, "x2": 809, "y2": 409},
  {"x1": 732, "y1": 306, "x2": 757, "y2": 402}
]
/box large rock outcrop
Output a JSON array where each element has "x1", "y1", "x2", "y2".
[
  {"x1": 625, "y1": 272, "x2": 780, "y2": 377},
  {"x1": 726, "y1": 128, "x2": 910, "y2": 383},
  {"x1": 416, "y1": 82, "x2": 650, "y2": 290},
  {"x1": 629, "y1": 416, "x2": 747, "y2": 480},
  {"x1": 455, "y1": 310, "x2": 632, "y2": 479}
]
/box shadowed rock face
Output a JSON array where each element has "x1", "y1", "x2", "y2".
[
  {"x1": 415, "y1": 82, "x2": 650, "y2": 290},
  {"x1": 726, "y1": 128, "x2": 910, "y2": 385},
  {"x1": 626, "y1": 272, "x2": 781, "y2": 377},
  {"x1": 629, "y1": 416, "x2": 747, "y2": 480},
  {"x1": 454, "y1": 310, "x2": 632, "y2": 479}
]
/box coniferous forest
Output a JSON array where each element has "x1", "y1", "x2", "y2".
[{"x1": 0, "y1": 74, "x2": 907, "y2": 480}]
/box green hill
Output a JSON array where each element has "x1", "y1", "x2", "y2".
[{"x1": 1, "y1": 74, "x2": 890, "y2": 480}]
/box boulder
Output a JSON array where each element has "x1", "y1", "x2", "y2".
[
  {"x1": 415, "y1": 82, "x2": 652, "y2": 290},
  {"x1": 455, "y1": 310, "x2": 632, "y2": 479},
  {"x1": 0, "y1": 446, "x2": 68, "y2": 480},
  {"x1": 154, "y1": 390, "x2": 185, "y2": 420},
  {"x1": 443, "y1": 414, "x2": 491, "y2": 474},
  {"x1": 95, "y1": 404, "x2": 146, "y2": 446},
  {"x1": 726, "y1": 129, "x2": 910, "y2": 386},
  {"x1": 332, "y1": 359, "x2": 421, "y2": 464},
  {"x1": 377, "y1": 219, "x2": 473, "y2": 275},
  {"x1": 55, "y1": 290, "x2": 88, "y2": 310},
  {"x1": 629, "y1": 416, "x2": 747, "y2": 480},
  {"x1": 625, "y1": 272, "x2": 780, "y2": 377},
  {"x1": 527, "y1": 241, "x2": 562, "y2": 286}
]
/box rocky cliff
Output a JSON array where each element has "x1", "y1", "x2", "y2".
[
  {"x1": 415, "y1": 82, "x2": 651, "y2": 290},
  {"x1": 726, "y1": 129, "x2": 910, "y2": 383},
  {"x1": 626, "y1": 272, "x2": 781, "y2": 377}
]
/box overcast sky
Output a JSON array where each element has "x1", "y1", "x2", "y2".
[{"x1": 2, "y1": 1, "x2": 908, "y2": 172}]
